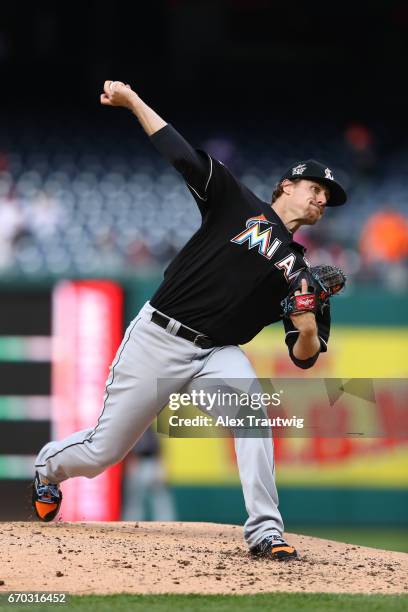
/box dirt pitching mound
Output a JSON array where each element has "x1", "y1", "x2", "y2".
[{"x1": 1, "y1": 522, "x2": 407, "y2": 595}]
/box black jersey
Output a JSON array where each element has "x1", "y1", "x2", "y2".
[{"x1": 150, "y1": 125, "x2": 330, "y2": 358}]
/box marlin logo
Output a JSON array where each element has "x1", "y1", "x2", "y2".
[
  {"x1": 292, "y1": 163, "x2": 307, "y2": 176},
  {"x1": 231, "y1": 215, "x2": 282, "y2": 260}
]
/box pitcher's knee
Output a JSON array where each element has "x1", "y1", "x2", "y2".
[{"x1": 90, "y1": 445, "x2": 127, "y2": 471}]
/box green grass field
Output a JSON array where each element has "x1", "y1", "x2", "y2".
[
  {"x1": 1, "y1": 593, "x2": 407, "y2": 612},
  {"x1": 290, "y1": 527, "x2": 408, "y2": 553}
]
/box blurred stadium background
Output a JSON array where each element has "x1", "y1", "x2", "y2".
[{"x1": 0, "y1": 2, "x2": 407, "y2": 551}]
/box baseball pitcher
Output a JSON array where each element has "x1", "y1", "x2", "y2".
[{"x1": 32, "y1": 81, "x2": 347, "y2": 560}]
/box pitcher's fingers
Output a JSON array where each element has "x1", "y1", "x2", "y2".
[
  {"x1": 110, "y1": 81, "x2": 125, "y2": 92},
  {"x1": 100, "y1": 93, "x2": 112, "y2": 105},
  {"x1": 103, "y1": 80, "x2": 113, "y2": 96},
  {"x1": 294, "y1": 278, "x2": 309, "y2": 296}
]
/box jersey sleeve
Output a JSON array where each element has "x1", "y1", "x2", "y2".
[
  {"x1": 150, "y1": 123, "x2": 238, "y2": 216},
  {"x1": 150, "y1": 124, "x2": 212, "y2": 215},
  {"x1": 282, "y1": 303, "x2": 331, "y2": 369}
]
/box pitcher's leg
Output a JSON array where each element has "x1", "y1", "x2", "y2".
[
  {"x1": 35, "y1": 316, "x2": 149, "y2": 482},
  {"x1": 233, "y1": 432, "x2": 283, "y2": 548},
  {"x1": 192, "y1": 345, "x2": 284, "y2": 549},
  {"x1": 35, "y1": 313, "x2": 194, "y2": 483}
]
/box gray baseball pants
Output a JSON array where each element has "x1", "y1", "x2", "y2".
[{"x1": 35, "y1": 302, "x2": 284, "y2": 548}]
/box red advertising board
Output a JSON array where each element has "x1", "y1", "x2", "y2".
[{"x1": 52, "y1": 280, "x2": 123, "y2": 520}]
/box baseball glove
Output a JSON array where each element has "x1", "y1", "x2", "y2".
[{"x1": 281, "y1": 265, "x2": 346, "y2": 317}]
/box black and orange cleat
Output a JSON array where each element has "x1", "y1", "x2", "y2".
[
  {"x1": 250, "y1": 535, "x2": 297, "y2": 561},
  {"x1": 32, "y1": 471, "x2": 62, "y2": 522}
]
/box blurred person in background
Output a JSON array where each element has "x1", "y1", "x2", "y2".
[
  {"x1": 359, "y1": 208, "x2": 408, "y2": 289},
  {"x1": 121, "y1": 427, "x2": 176, "y2": 521},
  {"x1": 360, "y1": 209, "x2": 408, "y2": 263},
  {"x1": 345, "y1": 122, "x2": 377, "y2": 177},
  {"x1": 26, "y1": 190, "x2": 63, "y2": 239},
  {"x1": 0, "y1": 184, "x2": 30, "y2": 269}
]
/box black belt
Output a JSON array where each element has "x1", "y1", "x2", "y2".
[{"x1": 151, "y1": 311, "x2": 214, "y2": 349}]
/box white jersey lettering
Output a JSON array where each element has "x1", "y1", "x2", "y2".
[{"x1": 275, "y1": 254, "x2": 296, "y2": 280}]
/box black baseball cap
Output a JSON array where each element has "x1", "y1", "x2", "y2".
[{"x1": 279, "y1": 159, "x2": 347, "y2": 206}]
